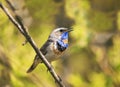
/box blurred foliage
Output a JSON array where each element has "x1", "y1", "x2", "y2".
[{"x1": 0, "y1": 0, "x2": 120, "y2": 87}]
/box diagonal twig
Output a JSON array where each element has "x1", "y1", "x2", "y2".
[{"x1": 0, "y1": 2, "x2": 65, "y2": 87}]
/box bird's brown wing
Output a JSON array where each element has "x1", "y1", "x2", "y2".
[
  {"x1": 26, "y1": 39, "x2": 53, "y2": 73},
  {"x1": 40, "y1": 39, "x2": 53, "y2": 55}
]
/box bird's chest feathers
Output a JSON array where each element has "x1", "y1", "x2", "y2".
[
  {"x1": 52, "y1": 32, "x2": 69, "y2": 55},
  {"x1": 58, "y1": 32, "x2": 69, "y2": 48}
]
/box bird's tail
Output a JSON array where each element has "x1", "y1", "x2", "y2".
[{"x1": 27, "y1": 60, "x2": 39, "y2": 73}]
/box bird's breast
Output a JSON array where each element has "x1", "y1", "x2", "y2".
[
  {"x1": 44, "y1": 42, "x2": 62, "y2": 62},
  {"x1": 51, "y1": 42, "x2": 63, "y2": 55}
]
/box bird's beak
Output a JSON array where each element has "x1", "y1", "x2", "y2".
[{"x1": 67, "y1": 28, "x2": 73, "y2": 32}]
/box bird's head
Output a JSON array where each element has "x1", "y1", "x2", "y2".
[{"x1": 49, "y1": 27, "x2": 72, "y2": 41}]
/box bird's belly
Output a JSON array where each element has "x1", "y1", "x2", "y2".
[
  {"x1": 45, "y1": 43, "x2": 62, "y2": 62},
  {"x1": 45, "y1": 50, "x2": 60, "y2": 62}
]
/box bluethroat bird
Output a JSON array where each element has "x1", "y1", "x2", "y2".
[{"x1": 27, "y1": 28, "x2": 72, "y2": 73}]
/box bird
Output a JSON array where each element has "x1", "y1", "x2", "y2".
[{"x1": 27, "y1": 27, "x2": 72, "y2": 73}]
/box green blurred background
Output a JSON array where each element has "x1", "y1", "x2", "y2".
[{"x1": 0, "y1": 0, "x2": 120, "y2": 87}]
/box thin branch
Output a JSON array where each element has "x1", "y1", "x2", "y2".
[
  {"x1": 0, "y1": 2, "x2": 65, "y2": 87},
  {"x1": 5, "y1": 0, "x2": 26, "y2": 28},
  {"x1": 0, "y1": 3, "x2": 24, "y2": 35},
  {"x1": 6, "y1": 0, "x2": 29, "y2": 45}
]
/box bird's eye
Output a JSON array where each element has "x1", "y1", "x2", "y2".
[{"x1": 60, "y1": 30, "x2": 64, "y2": 32}]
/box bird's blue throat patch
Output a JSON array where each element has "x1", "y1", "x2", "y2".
[
  {"x1": 57, "y1": 32, "x2": 68, "y2": 49},
  {"x1": 61, "y1": 32, "x2": 68, "y2": 40}
]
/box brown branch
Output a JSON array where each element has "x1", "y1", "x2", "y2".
[
  {"x1": 0, "y1": 2, "x2": 65, "y2": 87},
  {"x1": 5, "y1": 0, "x2": 25, "y2": 27}
]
